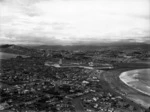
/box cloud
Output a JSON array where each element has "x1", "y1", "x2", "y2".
[{"x1": 0, "y1": 0, "x2": 150, "y2": 45}]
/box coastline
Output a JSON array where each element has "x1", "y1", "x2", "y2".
[
  {"x1": 119, "y1": 69, "x2": 150, "y2": 97},
  {"x1": 100, "y1": 63, "x2": 150, "y2": 109},
  {"x1": 118, "y1": 68, "x2": 150, "y2": 108}
]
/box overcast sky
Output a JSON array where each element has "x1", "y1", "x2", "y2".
[{"x1": 0, "y1": 0, "x2": 150, "y2": 45}]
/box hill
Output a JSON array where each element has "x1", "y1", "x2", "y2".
[{"x1": 0, "y1": 44, "x2": 42, "y2": 56}]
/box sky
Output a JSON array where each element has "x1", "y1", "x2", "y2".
[{"x1": 0, "y1": 0, "x2": 150, "y2": 45}]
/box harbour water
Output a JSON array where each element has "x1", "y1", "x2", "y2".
[{"x1": 0, "y1": 52, "x2": 27, "y2": 59}]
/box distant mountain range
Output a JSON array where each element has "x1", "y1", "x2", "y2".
[
  {"x1": 0, "y1": 42, "x2": 149, "y2": 52},
  {"x1": 25, "y1": 42, "x2": 150, "y2": 51}
]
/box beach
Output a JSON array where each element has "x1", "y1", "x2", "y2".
[{"x1": 119, "y1": 69, "x2": 150, "y2": 96}]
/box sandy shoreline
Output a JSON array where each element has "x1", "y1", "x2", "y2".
[{"x1": 119, "y1": 69, "x2": 150, "y2": 96}]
